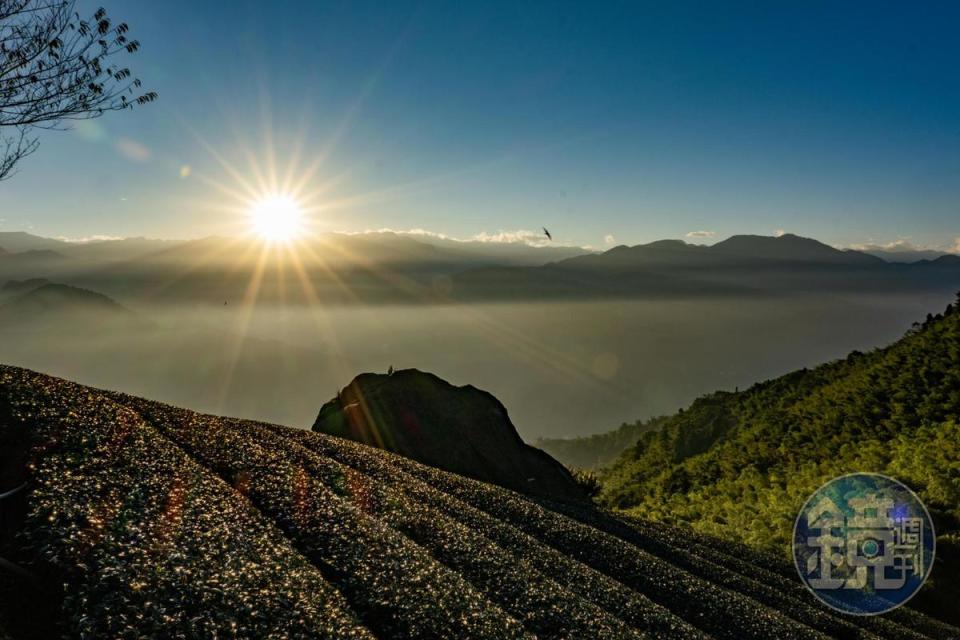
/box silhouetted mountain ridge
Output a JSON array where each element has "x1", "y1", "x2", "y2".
[
  {"x1": 0, "y1": 232, "x2": 65, "y2": 253},
  {"x1": 450, "y1": 233, "x2": 960, "y2": 300},
  {"x1": 930, "y1": 254, "x2": 960, "y2": 266},
  {"x1": 556, "y1": 233, "x2": 883, "y2": 270},
  {"x1": 864, "y1": 248, "x2": 953, "y2": 263}
]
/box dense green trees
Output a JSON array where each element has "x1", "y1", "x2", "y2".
[
  {"x1": 598, "y1": 293, "x2": 960, "y2": 619},
  {"x1": 602, "y1": 293, "x2": 960, "y2": 539}
]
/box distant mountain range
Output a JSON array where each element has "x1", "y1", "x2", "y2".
[
  {"x1": 453, "y1": 233, "x2": 960, "y2": 301},
  {"x1": 0, "y1": 230, "x2": 587, "y2": 267},
  {"x1": 1, "y1": 230, "x2": 958, "y2": 304},
  {"x1": 558, "y1": 233, "x2": 882, "y2": 270},
  {"x1": 0, "y1": 231, "x2": 68, "y2": 252},
  {"x1": 0, "y1": 231, "x2": 589, "y2": 304},
  {"x1": 918, "y1": 254, "x2": 960, "y2": 267},
  {"x1": 862, "y1": 248, "x2": 955, "y2": 263}
]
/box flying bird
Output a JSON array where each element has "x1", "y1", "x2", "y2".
[{"x1": 543, "y1": 227, "x2": 552, "y2": 241}]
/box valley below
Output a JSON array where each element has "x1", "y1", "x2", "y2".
[{"x1": 0, "y1": 292, "x2": 954, "y2": 438}]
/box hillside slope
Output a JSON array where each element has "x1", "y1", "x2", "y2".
[
  {"x1": 0, "y1": 367, "x2": 956, "y2": 638},
  {"x1": 600, "y1": 293, "x2": 960, "y2": 621}
]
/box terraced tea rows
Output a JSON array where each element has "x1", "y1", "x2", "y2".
[
  {"x1": 0, "y1": 367, "x2": 371, "y2": 639},
  {"x1": 1, "y1": 365, "x2": 958, "y2": 639}
]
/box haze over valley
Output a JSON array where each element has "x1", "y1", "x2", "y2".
[{"x1": 1, "y1": 230, "x2": 956, "y2": 438}]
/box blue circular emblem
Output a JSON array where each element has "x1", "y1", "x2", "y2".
[{"x1": 793, "y1": 473, "x2": 935, "y2": 615}]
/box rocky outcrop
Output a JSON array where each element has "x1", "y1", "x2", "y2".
[{"x1": 313, "y1": 369, "x2": 587, "y2": 503}]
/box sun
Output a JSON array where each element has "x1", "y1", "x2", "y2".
[{"x1": 249, "y1": 195, "x2": 303, "y2": 242}]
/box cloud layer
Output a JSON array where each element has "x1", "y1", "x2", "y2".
[
  {"x1": 848, "y1": 238, "x2": 960, "y2": 255},
  {"x1": 353, "y1": 228, "x2": 576, "y2": 248}
]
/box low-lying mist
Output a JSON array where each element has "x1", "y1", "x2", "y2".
[{"x1": 0, "y1": 291, "x2": 952, "y2": 439}]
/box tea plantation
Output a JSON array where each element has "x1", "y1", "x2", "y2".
[{"x1": 1, "y1": 365, "x2": 957, "y2": 638}]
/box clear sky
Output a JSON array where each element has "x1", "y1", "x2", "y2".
[{"x1": 3, "y1": 1, "x2": 959, "y2": 251}]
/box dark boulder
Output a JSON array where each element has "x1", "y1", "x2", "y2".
[{"x1": 313, "y1": 369, "x2": 587, "y2": 503}]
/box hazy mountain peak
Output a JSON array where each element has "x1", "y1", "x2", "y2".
[
  {"x1": 0, "y1": 283, "x2": 133, "y2": 324},
  {"x1": 0, "y1": 231, "x2": 66, "y2": 253},
  {"x1": 638, "y1": 239, "x2": 692, "y2": 249},
  {"x1": 713, "y1": 232, "x2": 818, "y2": 247},
  {"x1": 865, "y1": 249, "x2": 950, "y2": 263},
  {"x1": 1, "y1": 278, "x2": 51, "y2": 295},
  {"x1": 710, "y1": 233, "x2": 883, "y2": 264},
  {"x1": 12, "y1": 282, "x2": 119, "y2": 305}
]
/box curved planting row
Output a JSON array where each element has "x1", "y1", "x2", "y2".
[
  {"x1": 128, "y1": 398, "x2": 650, "y2": 639},
  {"x1": 283, "y1": 428, "x2": 826, "y2": 640},
  {"x1": 0, "y1": 367, "x2": 372, "y2": 639},
  {"x1": 116, "y1": 396, "x2": 530, "y2": 640},
  {"x1": 541, "y1": 504, "x2": 919, "y2": 640},
  {"x1": 245, "y1": 422, "x2": 644, "y2": 639},
  {"x1": 625, "y1": 517, "x2": 960, "y2": 640},
  {"x1": 288, "y1": 426, "x2": 954, "y2": 640},
  {"x1": 272, "y1": 425, "x2": 710, "y2": 640}
]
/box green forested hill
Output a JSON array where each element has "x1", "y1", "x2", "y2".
[{"x1": 600, "y1": 293, "x2": 960, "y2": 619}]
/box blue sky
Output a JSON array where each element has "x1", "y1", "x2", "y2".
[{"x1": 3, "y1": 1, "x2": 959, "y2": 250}]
